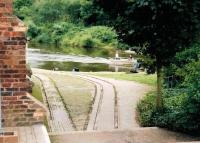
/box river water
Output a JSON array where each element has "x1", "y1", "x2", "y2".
[{"x1": 27, "y1": 48, "x2": 132, "y2": 72}]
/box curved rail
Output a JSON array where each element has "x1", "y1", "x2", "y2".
[
  {"x1": 76, "y1": 75, "x2": 104, "y2": 130},
  {"x1": 33, "y1": 75, "x2": 53, "y2": 119},
  {"x1": 77, "y1": 74, "x2": 119, "y2": 129}
]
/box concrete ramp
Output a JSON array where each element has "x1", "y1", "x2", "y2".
[{"x1": 50, "y1": 127, "x2": 198, "y2": 143}]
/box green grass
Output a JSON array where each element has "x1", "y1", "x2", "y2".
[
  {"x1": 31, "y1": 76, "x2": 44, "y2": 102},
  {"x1": 49, "y1": 73, "x2": 95, "y2": 130},
  {"x1": 90, "y1": 72, "x2": 156, "y2": 86}
]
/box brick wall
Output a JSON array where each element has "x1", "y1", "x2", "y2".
[{"x1": 0, "y1": 0, "x2": 46, "y2": 127}]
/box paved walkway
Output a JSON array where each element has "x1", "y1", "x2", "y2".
[
  {"x1": 32, "y1": 69, "x2": 200, "y2": 143},
  {"x1": 3, "y1": 124, "x2": 51, "y2": 143},
  {"x1": 77, "y1": 74, "x2": 151, "y2": 130},
  {"x1": 33, "y1": 69, "x2": 151, "y2": 131},
  {"x1": 105, "y1": 78, "x2": 152, "y2": 129},
  {"x1": 33, "y1": 73, "x2": 74, "y2": 133},
  {"x1": 50, "y1": 127, "x2": 198, "y2": 143},
  {"x1": 78, "y1": 75, "x2": 116, "y2": 131}
]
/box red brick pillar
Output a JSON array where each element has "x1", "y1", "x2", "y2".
[{"x1": 0, "y1": 0, "x2": 46, "y2": 127}]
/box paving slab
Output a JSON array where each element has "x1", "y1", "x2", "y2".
[
  {"x1": 2, "y1": 124, "x2": 51, "y2": 143},
  {"x1": 33, "y1": 73, "x2": 74, "y2": 133},
  {"x1": 80, "y1": 76, "x2": 116, "y2": 131},
  {"x1": 50, "y1": 127, "x2": 198, "y2": 143}
]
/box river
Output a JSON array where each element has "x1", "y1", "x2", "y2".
[{"x1": 27, "y1": 48, "x2": 132, "y2": 72}]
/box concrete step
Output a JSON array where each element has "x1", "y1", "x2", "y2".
[
  {"x1": 49, "y1": 127, "x2": 199, "y2": 143},
  {"x1": 3, "y1": 124, "x2": 51, "y2": 143}
]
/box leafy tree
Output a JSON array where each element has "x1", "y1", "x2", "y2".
[
  {"x1": 95, "y1": 0, "x2": 200, "y2": 108},
  {"x1": 80, "y1": 1, "x2": 110, "y2": 25},
  {"x1": 137, "y1": 45, "x2": 200, "y2": 133},
  {"x1": 164, "y1": 43, "x2": 200, "y2": 87},
  {"x1": 14, "y1": 0, "x2": 33, "y2": 10},
  {"x1": 14, "y1": 0, "x2": 34, "y2": 19}
]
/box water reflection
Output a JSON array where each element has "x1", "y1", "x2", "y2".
[
  {"x1": 35, "y1": 61, "x2": 131, "y2": 72},
  {"x1": 27, "y1": 48, "x2": 132, "y2": 72}
]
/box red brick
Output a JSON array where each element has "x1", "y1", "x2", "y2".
[{"x1": 1, "y1": 0, "x2": 45, "y2": 127}]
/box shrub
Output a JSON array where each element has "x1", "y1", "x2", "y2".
[
  {"x1": 86, "y1": 26, "x2": 118, "y2": 44},
  {"x1": 137, "y1": 92, "x2": 157, "y2": 127},
  {"x1": 27, "y1": 21, "x2": 41, "y2": 38},
  {"x1": 14, "y1": 0, "x2": 33, "y2": 19},
  {"x1": 137, "y1": 72, "x2": 200, "y2": 135},
  {"x1": 61, "y1": 26, "x2": 118, "y2": 49},
  {"x1": 35, "y1": 33, "x2": 51, "y2": 43},
  {"x1": 80, "y1": 36, "x2": 96, "y2": 49}
]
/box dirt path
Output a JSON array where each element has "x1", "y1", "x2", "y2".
[{"x1": 33, "y1": 72, "x2": 74, "y2": 133}]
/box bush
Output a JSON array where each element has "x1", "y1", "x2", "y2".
[
  {"x1": 137, "y1": 84, "x2": 200, "y2": 135},
  {"x1": 80, "y1": 36, "x2": 96, "y2": 49},
  {"x1": 80, "y1": 1, "x2": 109, "y2": 25},
  {"x1": 27, "y1": 21, "x2": 41, "y2": 38},
  {"x1": 137, "y1": 92, "x2": 157, "y2": 127},
  {"x1": 61, "y1": 26, "x2": 118, "y2": 49},
  {"x1": 86, "y1": 26, "x2": 118, "y2": 44},
  {"x1": 35, "y1": 33, "x2": 51, "y2": 43},
  {"x1": 14, "y1": 0, "x2": 33, "y2": 19},
  {"x1": 164, "y1": 43, "x2": 200, "y2": 86}
]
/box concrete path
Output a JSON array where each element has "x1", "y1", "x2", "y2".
[
  {"x1": 104, "y1": 78, "x2": 152, "y2": 129},
  {"x1": 77, "y1": 74, "x2": 151, "y2": 130},
  {"x1": 31, "y1": 69, "x2": 200, "y2": 143},
  {"x1": 33, "y1": 73, "x2": 74, "y2": 133},
  {"x1": 4, "y1": 124, "x2": 51, "y2": 143},
  {"x1": 50, "y1": 127, "x2": 198, "y2": 143},
  {"x1": 33, "y1": 69, "x2": 151, "y2": 131},
  {"x1": 78, "y1": 75, "x2": 116, "y2": 131}
]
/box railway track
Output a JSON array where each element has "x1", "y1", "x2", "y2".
[
  {"x1": 77, "y1": 74, "x2": 119, "y2": 130},
  {"x1": 33, "y1": 74, "x2": 75, "y2": 133}
]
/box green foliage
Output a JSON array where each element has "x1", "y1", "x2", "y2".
[
  {"x1": 80, "y1": 36, "x2": 95, "y2": 49},
  {"x1": 137, "y1": 92, "x2": 157, "y2": 126},
  {"x1": 164, "y1": 43, "x2": 200, "y2": 86},
  {"x1": 62, "y1": 26, "x2": 118, "y2": 49},
  {"x1": 80, "y1": 1, "x2": 109, "y2": 25},
  {"x1": 35, "y1": 33, "x2": 51, "y2": 44},
  {"x1": 98, "y1": 0, "x2": 200, "y2": 56},
  {"x1": 14, "y1": 0, "x2": 33, "y2": 9},
  {"x1": 33, "y1": 0, "x2": 67, "y2": 23},
  {"x1": 14, "y1": 0, "x2": 119, "y2": 50},
  {"x1": 137, "y1": 89, "x2": 200, "y2": 134},
  {"x1": 95, "y1": 0, "x2": 200, "y2": 110},
  {"x1": 14, "y1": 0, "x2": 33, "y2": 19},
  {"x1": 27, "y1": 21, "x2": 41, "y2": 38},
  {"x1": 138, "y1": 44, "x2": 200, "y2": 134}
]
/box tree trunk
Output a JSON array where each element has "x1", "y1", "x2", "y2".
[{"x1": 156, "y1": 59, "x2": 163, "y2": 109}]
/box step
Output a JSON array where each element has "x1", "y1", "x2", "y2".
[
  {"x1": 49, "y1": 127, "x2": 199, "y2": 143},
  {"x1": 3, "y1": 124, "x2": 51, "y2": 143}
]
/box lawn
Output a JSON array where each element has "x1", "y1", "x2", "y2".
[
  {"x1": 31, "y1": 76, "x2": 44, "y2": 103},
  {"x1": 49, "y1": 73, "x2": 95, "y2": 130},
  {"x1": 90, "y1": 72, "x2": 156, "y2": 86}
]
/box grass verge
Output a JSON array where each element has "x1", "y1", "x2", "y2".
[
  {"x1": 90, "y1": 72, "x2": 156, "y2": 86},
  {"x1": 49, "y1": 73, "x2": 95, "y2": 130},
  {"x1": 31, "y1": 76, "x2": 44, "y2": 103}
]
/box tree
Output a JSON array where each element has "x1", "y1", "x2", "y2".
[
  {"x1": 14, "y1": 0, "x2": 34, "y2": 19},
  {"x1": 94, "y1": 0, "x2": 200, "y2": 108}
]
